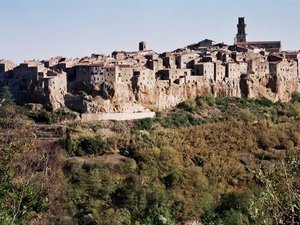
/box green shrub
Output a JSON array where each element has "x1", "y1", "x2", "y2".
[
  {"x1": 70, "y1": 137, "x2": 107, "y2": 156},
  {"x1": 291, "y1": 92, "x2": 300, "y2": 103},
  {"x1": 290, "y1": 102, "x2": 300, "y2": 119},
  {"x1": 28, "y1": 109, "x2": 53, "y2": 123},
  {"x1": 255, "y1": 151, "x2": 278, "y2": 160},
  {"x1": 258, "y1": 132, "x2": 278, "y2": 150},
  {"x1": 122, "y1": 158, "x2": 137, "y2": 173},
  {"x1": 161, "y1": 110, "x2": 202, "y2": 128},
  {"x1": 65, "y1": 129, "x2": 73, "y2": 152},
  {"x1": 134, "y1": 118, "x2": 154, "y2": 131},
  {"x1": 237, "y1": 97, "x2": 252, "y2": 106},
  {"x1": 28, "y1": 109, "x2": 77, "y2": 124},
  {"x1": 54, "y1": 108, "x2": 77, "y2": 121},
  {"x1": 254, "y1": 98, "x2": 273, "y2": 107},
  {"x1": 0, "y1": 86, "x2": 14, "y2": 106},
  {"x1": 218, "y1": 210, "x2": 250, "y2": 225},
  {"x1": 238, "y1": 109, "x2": 256, "y2": 123},
  {"x1": 196, "y1": 93, "x2": 215, "y2": 106},
  {"x1": 177, "y1": 100, "x2": 197, "y2": 112},
  {"x1": 215, "y1": 97, "x2": 229, "y2": 106}
]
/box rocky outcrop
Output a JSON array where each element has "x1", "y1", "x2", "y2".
[
  {"x1": 66, "y1": 74, "x2": 299, "y2": 113},
  {"x1": 46, "y1": 88, "x2": 66, "y2": 111},
  {"x1": 240, "y1": 73, "x2": 299, "y2": 102},
  {"x1": 66, "y1": 82, "x2": 150, "y2": 113}
]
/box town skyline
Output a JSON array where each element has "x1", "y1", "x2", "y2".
[{"x1": 1, "y1": 0, "x2": 300, "y2": 63}]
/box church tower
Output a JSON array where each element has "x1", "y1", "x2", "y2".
[
  {"x1": 236, "y1": 17, "x2": 247, "y2": 43},
  {"x1": 139, "y1": 41, "x2": 146, "y2": 51}
]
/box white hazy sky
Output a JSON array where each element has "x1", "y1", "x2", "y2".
[{"x1": 1, "y1": 0, "x2": 300, "y2": 62}]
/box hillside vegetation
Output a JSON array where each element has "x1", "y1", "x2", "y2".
[{"x1": 0, "y1": 92, "x2": 299, "y2": 225}]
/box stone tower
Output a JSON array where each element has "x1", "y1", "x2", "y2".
[
  {"x1": 139, "y1": 41, "x2": 146, "y2": 51},
  {"x1": 236, "y1": 17, "x2": 247, "y2": 43}
]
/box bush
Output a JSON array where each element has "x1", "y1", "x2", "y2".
[
  {"x1": 70, "y1": 137, "x2": 107, "y2": 156},
  {"x1": 0, "y1": 86, "x2": 14, "y2": 106},
  {"x1": 215, "y1": 97, "x2": 230, "y2": 106},
  {"x1": 254, "y1": 98, "x2": 273, "y2": 107},
  {"x1": 161, "y1": 111, "x2": 202, "y2": 128},
  {"x1": 255, "y1": 151, "x2": 278, "y2": 161},
  {"x1": 238, "y1": 109, "x2": 256, "y2": 123},
  {"x1": 28, "y1": 109, "x2": 53, "y2": 123},
  {"x1": 122, "y1": 158, "x2": 137, "y2": 173},
  {"x1": 201, "y1": 93, "x2": 216, "y2": 106},
  {"x1": 290, "y1": 102, "x2": 300, "y2": 119},
  {"x1": 258, "y1": 132, "x2": 277, "y2": 150},
  {"x1": 177, "y1": 100, "x2": 197, "y2": 112},
  {"x1": 134, "y1": 118, "x2": 154, "y2": 131},
  {"x1": 291, "y1": 92, "x2": 300, "y2": 103},
  {"x1": 28, "y1": 109, "x2": 77, "y2": 124}
]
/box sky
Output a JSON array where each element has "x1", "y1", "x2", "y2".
[{"x1": 1, "y1": 0, "x2": 300, "y2": 63}]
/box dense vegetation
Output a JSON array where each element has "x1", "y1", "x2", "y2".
[{"x1": 0, "y1": 90, "x2": 299, "y2": 224}]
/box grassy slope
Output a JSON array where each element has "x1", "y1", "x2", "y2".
[{"x1": 0, "y1": 95, "x2": 300, "y2": 225}]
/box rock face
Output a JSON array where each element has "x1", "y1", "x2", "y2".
[
  {"x1": 66, "y1": 82, "x2": 150, "y2": 113},
  {"x1": 66, "y1": 72, "x2": 299, "y2": 114},
  {"x1": 46, "y1": 87, "x2": 66, "y2": 110},
  {"x1": 240, "y1": 73, "x2": 299, "y2": 102}
]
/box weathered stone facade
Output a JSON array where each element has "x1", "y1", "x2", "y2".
[{"x1": 0, "y1": 60, "x2": 67, "y2": 110}]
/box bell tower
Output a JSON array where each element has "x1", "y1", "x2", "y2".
[
  {"x1": 236, "y1": 17, "x2": 247, "y2": 43},
  {"x1": 139, "y1": 41, "x2": 146, "y2": 51}
]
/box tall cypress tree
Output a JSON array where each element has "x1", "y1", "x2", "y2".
[{"x1": 0, "y1": 86, "x2": 14, "y2": 106}]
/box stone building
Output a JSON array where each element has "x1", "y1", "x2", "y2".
[
  {"x1": 175, "y1": 52, "x2": 199, "y2": 69},
  {"x1": 214, "y1": 61, "x2": 226, "y2": 82},
  {"x1": 75, "y1": 61, "x2": 106, "y2": 85},
  {"x1": 248, "y1": 59, "x2": 269, "y2": 77},
  {"x1": 0, "y1": 60, "x2": 16, "y2": 86},
  {"x1": 216, "y1": 49, "x2": 232, "y2": 62},
  {"x1": 12, "y1": 61, "x2": 47, "y2": 92},
  {"x1": 236, "y1": 17, "x2": 247, "y2": 43},
  {"x1": 112, "y1": 51, "x2": 126, "y2": 60},
  {"x1": 224, "y1": 62, "x2": 240, "y2": 80},
  {"x1": 104, "y1": 66, "x2": 120, "y2": 84},
  {"x1": 134, "y1": 68, "x2": 156, "y2": 86},
  {"x1": 281, "y1": 51, "x2": 300, "y2": 77},
  {"x1": 117, "y1": 65, "x2": 134, "y2": 84},
  {"x1": 238, "y1": 41, "x2": 282, "y2": 53},
  {"x1": 139, "y1": 41, "x2": 147, "y2": 51},
  {"x1": 0, "y1": 60, "x2": 15, "y2": 73},
  {"x1": 193, "y1": 62, "x2": 214, "y2": 82},
  {"x1": 3, "y1": 61, "x2": 68, "y2": 110},
  {"x1": 162, "y1": 53, "x2": 177, "y2": 69},
  {"x1": 157, "y1": 69, "x2": 191, "y2": 84},
  {"x1": 187, "y1": 39, "x2": 216, "y2": 50},
  {"x1": 239, "y1": 62, "x2": 248, "y2": 75},
  {"x1": 54, "y1": 59, "x2": 79, "y2": 78},
  {"x1": 269, "y1": 58, "x2": 298, "y2": 81},
  {"x1": 43, "y1": 56, "x2": 63, "y2": 68},
  {"x1": 146, "y1": 54, "x2": 164, "y2": 71},
  {"x1": 235, "y1": 17, "x2": 281, "y2": 52},
  {"x1": 1, "y1": 17, "x2": 299, "y2": 113}
]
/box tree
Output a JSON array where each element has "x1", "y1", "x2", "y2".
[
  {"x1": 65, "y1": 129, "x2": 73, "y2": 153},
  {"x1": 0, "y1": 86, "x2": 14, "y2": 106}
]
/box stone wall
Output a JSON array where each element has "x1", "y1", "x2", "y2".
[{"x1": 81, "y1": 111, "x2": 156, "y2": 122}]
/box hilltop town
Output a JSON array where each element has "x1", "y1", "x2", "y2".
[{"x1": 1, "y1": 17, "x2": 300, "y2": 114}]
